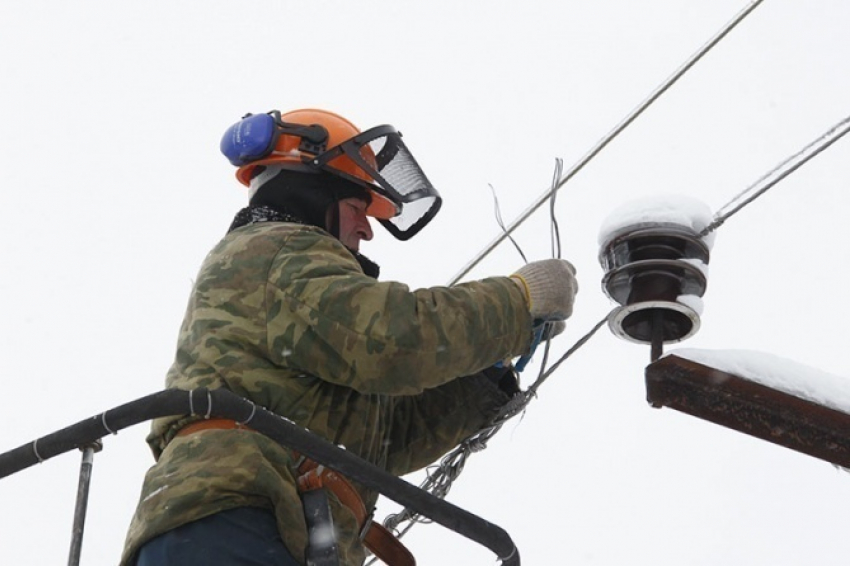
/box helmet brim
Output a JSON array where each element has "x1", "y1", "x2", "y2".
[
  {"x1": 366, "y1": 191, "x2": 399, "y2": 220},
  {"x1": 238, "y1": 159, "x2": 399, "y2": 221}
]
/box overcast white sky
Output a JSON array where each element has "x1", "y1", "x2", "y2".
[{"x1": 2, "y1": 1, "x2": 849, "y2": 564}]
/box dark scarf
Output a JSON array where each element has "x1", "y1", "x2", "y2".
[
  {"x1": 228, "y1": 204, "x2": 380, "y2": 279},
  {"x1": 228, "y1": 205, "x2": 306, "y2": 231}
]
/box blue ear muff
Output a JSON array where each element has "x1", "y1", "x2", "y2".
[{"x1": 220, "y1": 113, "x2": 279, "y2": 166}]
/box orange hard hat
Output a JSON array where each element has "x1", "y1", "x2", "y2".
[{"x1": 235, "y1": 109, "x2": 398, "y2": 220}]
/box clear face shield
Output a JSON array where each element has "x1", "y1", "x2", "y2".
[{"x1": 313, "y1": 126, "x2": 442, "y2": 241}]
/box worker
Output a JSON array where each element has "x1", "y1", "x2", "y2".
[{"x1": 121, "y1": 108, "x2": 578, "y2": 565}]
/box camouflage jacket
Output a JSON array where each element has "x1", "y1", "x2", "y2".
[{"x1": 121, "y1": 222, "x2": 532, "y2": 565}]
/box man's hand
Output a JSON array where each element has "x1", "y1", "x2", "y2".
[{"x1": 511, "y1": 259, "x2": 578, "y2": 321}]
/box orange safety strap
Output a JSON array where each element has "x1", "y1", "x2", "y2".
[{"x1": 177, "y1": 419, "x2": 415, "y2": 566}]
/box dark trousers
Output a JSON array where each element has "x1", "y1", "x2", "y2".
[{"x1": 136, "y1": 507, "x2": 300, "y2": 565}]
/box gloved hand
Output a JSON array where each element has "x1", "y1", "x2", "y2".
[{"x1": 511, "y1": 259, "x2": 578, "y2": 320}]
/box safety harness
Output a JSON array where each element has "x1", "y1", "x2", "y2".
[{"x1": 177, "y1": 418, "x2": 415, "y2": 566}]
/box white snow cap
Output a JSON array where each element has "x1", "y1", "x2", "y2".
[
  {"x1": 670, "y1": 348, "x2": 850, "y2": 415},
  {"x1": 598, "y1": 194, "x2": 716, "y2": 250},
  {"x1": 675, "y1": 294, "x2": 704, "y2": 315}
]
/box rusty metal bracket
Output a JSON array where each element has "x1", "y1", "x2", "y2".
[{"x1": 645, "y1": 355, "x2": 850, "y2": 468}]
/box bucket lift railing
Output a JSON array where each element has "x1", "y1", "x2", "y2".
[{"x1": 0, "y1": 388, "x2": 519, "y2": 566}]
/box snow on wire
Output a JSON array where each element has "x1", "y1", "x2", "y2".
[{"x1": 701, "y1": 114, "x2": 850, "y2": 237}]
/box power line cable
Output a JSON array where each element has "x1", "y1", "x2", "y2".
[
  {"x1": 448, "y1": 0, "x2": 765, "y2": 286},
  {"x1": 385, "y1": 0, "x2": 767, "y2": 550},
  {"x1": 381, "y1": 160, "x2": 605, "y2": 541},
  {"x1": 380, "y1": 314, "x2": 610, "y2": 542},
  {"x1": 701, "y1": 113, "x2": 850, "y2": 237},
  {"x1": 550, "y1": 158, "x2": 564, "y2": 260},
  {"x1": 489, "y1": 183, "x2": 528, "y2": 264}
]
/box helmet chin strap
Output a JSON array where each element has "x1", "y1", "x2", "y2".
[{"x1": 326, "y1": 198, "x2": 341, "y2": 240}]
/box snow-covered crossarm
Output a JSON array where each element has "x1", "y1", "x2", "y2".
[
  {"x1": 672, "y1": 349, "x2": 850, "y2": 415},
  {"x1": 645, "y1": 351, "x2": 850, "y2": 468}
]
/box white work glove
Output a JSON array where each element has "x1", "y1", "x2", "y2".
[{"x1": 511, "y1": 259, "x2": 578, "y2": 321}]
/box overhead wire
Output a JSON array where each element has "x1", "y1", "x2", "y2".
[
  {"x1": 700, "y1": 113, "x2": 850, "y2": 237},
  {"x1": 448, "y1": 0, "x2": 765, "y2": 286},
  {"x1": 489, "y1": 183, "x2": 528, "y2": 264},
  {"x1": 381, "y1": 159, "x2": 608, "y2": 542},
  {"x1": 550, "y1": 158, "x2": 564, "y2": 260},
  {"x1": 485, "y1": 155, "x2": 566, "y2": 268},
  {"x1": 382, "y1": 1, "x2": 768, "y2": 548}
]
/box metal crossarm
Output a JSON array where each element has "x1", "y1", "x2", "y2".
[{"x1": 646, "y1": 355, "x2": 850, "y2": 468}]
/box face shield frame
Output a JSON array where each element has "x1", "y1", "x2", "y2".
[
  {"x1": 311, "y1": 125, "x2": 442, "y2": 241},
  {"x1": 222, "y1": 110, "x2": 442, "y2": 240}
]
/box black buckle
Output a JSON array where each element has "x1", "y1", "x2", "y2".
[
  {"x1": 301, "y1": 489, "x2": 341, "y2": 566},
  {"x1": 269, "y1": 111, "x2": 329, "y2": 155}
]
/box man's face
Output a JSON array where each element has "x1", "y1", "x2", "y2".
[{"x1": 334, "y1": 197, "x2": 373, "y2": 251}]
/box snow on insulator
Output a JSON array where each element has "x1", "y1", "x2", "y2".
[
  {"x1": 598, "y1": 195, "x2": 714, "y2": 360},
  {"x1": 598, "y1": 194, "x2": 716, "y2": 249}
]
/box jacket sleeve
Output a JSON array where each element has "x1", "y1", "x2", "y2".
[
  {"x1": 264, "y1": 228, "x2": 532, "y2": 395},
  {"x1": 383, "y1": 370, "x2": 516, "y2": 475}
]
